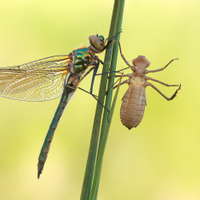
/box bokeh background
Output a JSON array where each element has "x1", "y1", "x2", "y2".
[{"x1": 0, "y1": 0, "x2": 199, "y2": 199}]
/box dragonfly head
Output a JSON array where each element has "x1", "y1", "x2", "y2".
[
  {"x1": 88, "y1": 35, "x2": 106, "y2": 53},
  {"x1": 88, "y1": 31, "x2": 121, "y2": 53},
  {"x1": 132, "y1": 56, "x2": 151, "y2": 74}
]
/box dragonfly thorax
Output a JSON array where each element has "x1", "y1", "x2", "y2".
[{"x1": 72, "y1": 48, "x2": 94, "y2": 73}]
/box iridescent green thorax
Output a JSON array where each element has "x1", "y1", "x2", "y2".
[{"x1": 73, "y1": 48, "x2": 94, "y2": 73}]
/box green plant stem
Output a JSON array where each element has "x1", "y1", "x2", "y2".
[
  {"x1": 89, "y1": 1, "x2": 125, "y2": 199},
  {"x1": 80, "y1": 1, "x2": 124, "y2": 200}
]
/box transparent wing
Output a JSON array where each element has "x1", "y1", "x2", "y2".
[{"x1": 0, "y1": 55, "x2": 72, "y2": 101}]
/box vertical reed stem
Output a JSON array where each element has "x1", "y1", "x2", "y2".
[{"x1": 80, "y1": 1, "x2": 125, "y2": 199}]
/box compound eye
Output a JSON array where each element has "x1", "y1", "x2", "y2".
[{"x1": 98, "y1": 35, "x2": 105, "y2": 45}]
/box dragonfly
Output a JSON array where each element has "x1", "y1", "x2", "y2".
[{"x1": 0, "y1": 33, "x2": 117, "y2": 178}]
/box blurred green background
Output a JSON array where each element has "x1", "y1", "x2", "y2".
[{"x1": 0, "y1": 0, "x2": 199, "y2": 199}]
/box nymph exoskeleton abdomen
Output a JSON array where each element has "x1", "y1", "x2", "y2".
[{"x1": 120, "y1": 83, "x2": 146, "y2": 129}]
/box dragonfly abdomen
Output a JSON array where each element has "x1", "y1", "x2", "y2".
[
  {"x1": 37, "y1": 87, "x2": 74, "y2": 178},
  {"x1": 120, "y1": 84, "x2": 146, "y2": 129}
]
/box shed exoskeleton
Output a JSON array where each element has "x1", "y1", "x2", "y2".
[{"x1": 112, "y1": 42, "x2": 181, "y2": 129}]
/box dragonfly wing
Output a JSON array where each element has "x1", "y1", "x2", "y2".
[{"x1": 0, "y1": 55, "x2": 72, "y2": 101}]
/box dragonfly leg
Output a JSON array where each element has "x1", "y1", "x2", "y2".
[
  {"x1": 106, "y1": 75, "x2": 130, "y2": 94},
  {"x1": 78, "y1": 87, "x2": 98, "y2": 98},
  {"x1": 145, "y1": 58, "x2": 178, "y2": 74},
  {"x1": 90, "y1": 60, "x2": 110, "y2": 113},
  {"x1": 95, "y1": 66, "x2": 130, "y2": 76},
  {"x1": 112, "y1": 79, "x2": 129, "y2": 90},
  {"x1": 146, "y1": 76, "x2": 180, "y2": 87},
  {"x1": 115, "y1": 40, "x2": 134, "y2": 71},
  {"x1": 146, "y1": 82, "x2": 181, "y2": 101},
  {"x1": 99, "y1": 59, "x2": 104, "y2": 65},
  {"x1": 103, "y1": 30, "x2": 122, "y2": 50}
]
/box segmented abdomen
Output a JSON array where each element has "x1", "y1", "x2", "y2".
[{"x1": 120, "y1": 84, "x2": 146, "y2": 129}]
